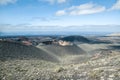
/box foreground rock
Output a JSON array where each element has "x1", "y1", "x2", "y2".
[{"x1": 0, "y1": 50, "x2": 120, "y2": 80}]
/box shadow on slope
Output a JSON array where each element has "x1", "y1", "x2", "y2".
[
  {"x1": 38, "y1": 44, "x2": 86, "y2": 57},
  {"x1": 0, "y1": 41, "x2": 59, "y2": 62}
]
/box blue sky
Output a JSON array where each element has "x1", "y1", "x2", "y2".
[{"x1": 0, "y1": 0, "x2": 120, "y2": 34}]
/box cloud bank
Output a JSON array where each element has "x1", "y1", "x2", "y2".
[{"x1": 0, "y1": 24, "x2": 120, "y2": 35}]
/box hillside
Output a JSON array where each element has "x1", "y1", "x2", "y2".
[
  {"x1": 0, "y1": 49, "x2": 120, "y2": 80},
  {"x1": 0, "y1": 41, "x2": 86, "y2": 63},
  {"x1": 0, "y1": 37, "x2": 120, "y2": 80},
  {"x1": 0, "y1": 41, "x2": 58, "y2": 62},
  {"x1": 37, "y1": 44, "x2": 86, "y2": 57}
]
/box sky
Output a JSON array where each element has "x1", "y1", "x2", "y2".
[{"x1": 0, "y1": 0, "x2": 120, "y2": 35}]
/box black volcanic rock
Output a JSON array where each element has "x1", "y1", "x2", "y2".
[
  {"x1": 60, "y1": 35, "x2": 90, "y2": 43},
  {"x1": 0, "y1": 41, "x2": 58, "y2": 62}
]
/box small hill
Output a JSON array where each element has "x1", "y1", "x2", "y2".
[
  {"x1": 37, "y1": 44, "x2": 86, "y2": 57},
  {"x1": 60, "y1": 35, "x2": 90, "y2": 43},
  {"x1": 0, "y1": 41, "x2": 58, "y2": 62}
]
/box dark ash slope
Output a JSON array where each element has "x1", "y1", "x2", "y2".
[
  {"x1": 0, "y1": 41, "x2": 58, "y2": 62},
  {"x1": 38, "y1": 44, "x2": 86, "y2": 57}
]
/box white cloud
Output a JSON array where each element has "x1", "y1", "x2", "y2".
[
  {"x1": 0, "y1": 0, "x2": 17, "y2": 5},
  {"x1": 56, "y1": 3, "x2": 106, "y2": 16},
  {"x1": 39, "y1": 0, "x2": 67, "y2": 4},
  {"x1": 56, "y1": 10, "x2": 66, "y2": 16},
  {"x1": 109, "y1": 0, "x2": 120, "y2": 10}
]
